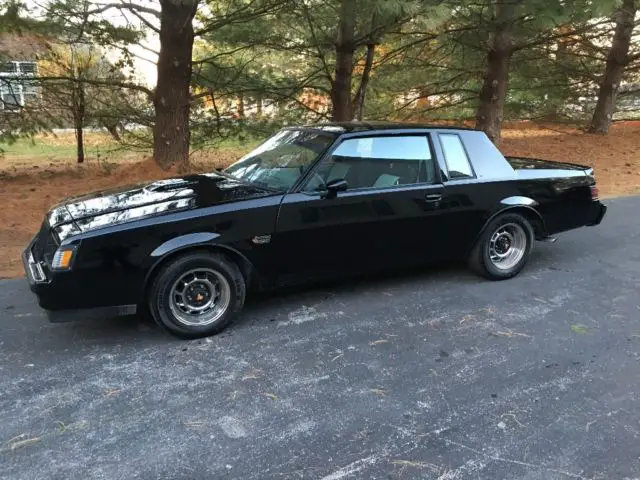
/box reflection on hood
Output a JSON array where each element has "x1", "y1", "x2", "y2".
[
  {"x1": 75, "y1": 198, "x2": 194, "y2": 232},
  {"x1": 63, "y1": 179, "x2": 197, "y2": 220},
  {"x1": 46, "y1": 173, "x2": 276, "y2": 236}
]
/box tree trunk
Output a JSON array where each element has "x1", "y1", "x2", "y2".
[
  {"x1": 331, "y1": 0, "x2": 357, "y2": 122},
  {"x1": 75, "y1": 119, "x2": 85, "y2": 164},
  {"x1": 238, "y1": 94, "x2": 245, "y2": 119},
  {"x1": 153, "y1": 0, "x2": 199, "y2": 171},
  {"x1": 72, "y1": 84, "x2": 85, "y2": 164},
  {"x1": 552, "y1": 25, "x2": 572, "y2": 119},
  {"x1": 475, "y1": 1, "x2": 517, "y2": 144},
  {"x1": 104, "y1": 122, "x2": 122, "y2": 141},
  {"x1": 353, "y1": 43, "x2": 376, "y2": 121},
  {"x1": 588, "y1": 0, "x2": 637, "y2": 134}
]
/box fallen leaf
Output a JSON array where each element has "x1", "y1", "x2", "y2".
[
  {"x1": 501, "y1": 413, "x2": 525, "y2": 427},
  {"x1": 570, "y1": 324, "x2": 588, "y2": 334},
  {"x1": 492, "y1": 330, "x2": 531, "y2": 338},
  {"x1": 9, "y1": 436, "x2": 40, "y2": 451},
  {"x1": 370, "y1": 388, "x2": 387, "y2": 396},
  {"x1": 391, "y1": 460, "x2": 434, "y2": 469},
  {"x1": 104, "y1": 388, "x2": 121, "y2": 397},
  {"x1": 184, "y1": 420, "x2": 207, "y2": 429}
]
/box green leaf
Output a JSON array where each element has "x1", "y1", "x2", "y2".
[{"x1": 570, "y1": 324, "x2": 588, "y2": 334}]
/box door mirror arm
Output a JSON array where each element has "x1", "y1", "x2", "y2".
[{"x1": 321, "y1": 178, "x2": 348, "y2": 199}]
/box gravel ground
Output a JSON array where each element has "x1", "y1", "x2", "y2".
[{"x1": 1, "y1": 196, "x2": 639, "y2": 480}]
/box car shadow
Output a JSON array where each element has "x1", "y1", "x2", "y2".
[
  {"x1": 45, "y1": 313, "x2": 173, "y2": 345},
  {"x1": 237, "y1": 260, "x2": 472, "y2": 317},
  {"x1": 18, "y1": 240, "x2": 579, "y2": 348},
  {"x1": 239, "y1": 242, "x2": 574, "y2": 316},
  {"x1": 44, "y1": 261, "x2": 471, "y2": 344}
]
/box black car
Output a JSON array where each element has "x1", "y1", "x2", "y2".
[{"x1": 24, "y1": 122, "x2": 607, "y2": 338}]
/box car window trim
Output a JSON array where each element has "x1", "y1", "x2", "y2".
[
  {"x1": 294, "y1": 132, "x2": 441, "y2": 193},
  {"x1": 298, "y1": 182, "x2": 445, "y2": 199},
  {"x1": 437, "y1": 132, "x2": 477, "y2": 181}
]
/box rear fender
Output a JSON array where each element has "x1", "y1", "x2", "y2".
[
  {"x1": 500, "y1": 196, "x2": 539, "y2": 208},
  {"x1": 469, "y1": 199, "x2": 547, "y2": 254}
]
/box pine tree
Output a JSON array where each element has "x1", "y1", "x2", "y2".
[{"x1": 588, "y1": 0, "x2": 639, "y2": 134}]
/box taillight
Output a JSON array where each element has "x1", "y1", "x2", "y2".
[{"x1": 590, "y1": 185, "x2": 599, "y2": 200}]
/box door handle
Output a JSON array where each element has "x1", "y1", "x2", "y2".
[{"x1": 424, "y1": 193, "x2": 443, "y2": 202}]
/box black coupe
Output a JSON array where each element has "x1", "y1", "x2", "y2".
[{"x1": 24, "y1": 122, "x2": 607, "y2": 338}]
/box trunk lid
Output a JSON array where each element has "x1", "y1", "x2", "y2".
[
  {"x1": 505, "y1": 156, "x2": 591, "y2": 172},
  {"x1": 505, "y1": 156, "x2": 595, "y2": 183}
]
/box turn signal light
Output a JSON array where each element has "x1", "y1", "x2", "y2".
[{"x1": 52, "y1": 248, "x2": 75, "y2": 270}]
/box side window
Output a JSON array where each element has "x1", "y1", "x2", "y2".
[
  {"x1": 303, "y1": 135, "x2": 436, "y2": 192},
  {"x1": 439, "y1": 133, "x2": 474, "y2": 179}
]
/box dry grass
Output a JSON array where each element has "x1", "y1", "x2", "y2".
[
  {"x1": 501, "y1": 121, "x2": 640, "y2": 198},
  {"x1": 0, "y1": 122, "x2": 638, "y2": 279},
  {"x1": 0, "y1": 144, "x2": 247, "y2": 279}
]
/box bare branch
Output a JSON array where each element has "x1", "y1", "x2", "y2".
[
  {"x1": 124, "y1": 4, "x2": 160, "y2": 33},
  {"x1": 35, "y1": 75, "x2": 154, "y2": 98},
  {"x1": 85, "y1": 1, "x2": 160, "y2": 18},
  {"x1": 300, "y1": 2, "x2": 333, "y2": 82}
]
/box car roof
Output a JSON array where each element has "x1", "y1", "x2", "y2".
[{"x1": 299, "y1": 121, "x2": 478, "y2": 133}]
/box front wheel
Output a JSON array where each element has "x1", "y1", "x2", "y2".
[
  {"x1": 469, "y1": 213, "x2": 534, "y2": 280},
  {"x1": 148, "y1": 252, "x2": 246, "y2": 339}
]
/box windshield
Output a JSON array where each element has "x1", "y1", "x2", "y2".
[{"x1": 223, "y1": 129, "x2": 336, "y2": 191}]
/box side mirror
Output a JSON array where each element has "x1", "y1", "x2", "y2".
[{"x1": 324, "y1": 178, "x2": 348, "y2": 198}]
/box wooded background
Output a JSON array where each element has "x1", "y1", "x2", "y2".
[{"x1": 1, "y1": 0, "x2": 639, "y2": 171}]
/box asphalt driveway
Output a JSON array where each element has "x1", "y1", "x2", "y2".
[{"x1": 1, "y1": 196, "x2": 639, "y2": 480}]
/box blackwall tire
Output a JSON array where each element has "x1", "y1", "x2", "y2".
[
  {"x1": 148, "y1": 252, "x2": 246, "y2": 339},
  {"x1": 469, "y1": 213, "x2": 534, "y2": 281}
]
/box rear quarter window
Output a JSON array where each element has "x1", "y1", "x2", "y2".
[{"x1": 439, "y1": 133, "x2": 474, "y2": 179}]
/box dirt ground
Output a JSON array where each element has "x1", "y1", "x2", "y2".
[{"x1": 1, "y1": 122, "x2": 638, "y2": 279}]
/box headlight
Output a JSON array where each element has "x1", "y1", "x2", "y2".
[{"x1": 52, "y1": 247, "x2": 77, "y2": 270}]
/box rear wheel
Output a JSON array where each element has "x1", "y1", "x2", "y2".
[
  {"x1": 149, "y1": 252, "x2": 245, "y2": 338},
  {"x1": 469, "y1": 213, "x2": 534, "y2": 280}
]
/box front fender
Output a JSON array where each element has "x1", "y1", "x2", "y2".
[
  {"x1": 144, "y1": 232, "x2": 259, "y2": 292},
  {"x1": 150, "y1": 232, "x2": 221, "y2": 258}
]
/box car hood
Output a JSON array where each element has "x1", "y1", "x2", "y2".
[{"x1": 46, "y1": 172, "x2": 276, "y2": 234}]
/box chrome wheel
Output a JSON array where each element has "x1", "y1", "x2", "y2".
[
  {"x1": 488, "y1": 223, "x2": 527, "y2": 270},
  {"x1": 169, "y1": 268, "x2": 231, "y2": 326}
]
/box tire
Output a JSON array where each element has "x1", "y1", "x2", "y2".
[
  {"x1": 148, "y1": 251, "x2": 246, "y2": 339},
  {"x1": 469, "y1": 213, "x2": 534, "y2": 281}
]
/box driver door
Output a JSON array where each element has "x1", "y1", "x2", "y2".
[{"x1": 272, "y1": 134, "x2": 449, "y2": 285}]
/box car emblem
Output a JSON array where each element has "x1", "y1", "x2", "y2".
[{"x1": 251, "y1": 235, "x2": 272, "y2": 245}]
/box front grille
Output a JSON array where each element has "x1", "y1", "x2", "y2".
[
  {"x1": 26, "y1": 250, "x2": 47, "y2": 283},
  {"x1": 31, "y1": 222, "x2": 59, "y2": 265}
]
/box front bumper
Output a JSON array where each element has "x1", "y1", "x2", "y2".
[
  {"x1": 23, "y1": 237, "x2": 137, "y2": 323},
  {"x1": 23, "y1": 236, "x2": 50, "y2": 288}
]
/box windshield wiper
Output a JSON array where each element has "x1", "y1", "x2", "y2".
[{"x1": 250, "y1": 180, "x2": 287, "y2": 192}]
